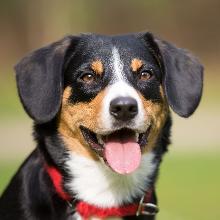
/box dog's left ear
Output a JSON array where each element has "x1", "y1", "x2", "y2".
[
  {"x1": 15, "y1": 36, "x2": 78, "y2": 123},
  {"x1": 140, "y1": 32, "x2": 203, "y2": 117}
]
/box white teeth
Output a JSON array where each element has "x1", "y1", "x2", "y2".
[
  {"x1": 135, "y1": 133, "x2": 139, "y2": 142},
  {"x1": 97, "y1": 134, "x2": 104, "y2": 145}
]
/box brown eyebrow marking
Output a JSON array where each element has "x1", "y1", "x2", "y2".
[
  {"x1": 131, "y1": 58, "x2": 143, "y2": 72},
  {"x1": 91, "y1": 60, "x2": 104, "y2": 75}
]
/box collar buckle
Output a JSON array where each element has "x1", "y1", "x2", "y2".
[{"x1": 136, "y1": 195, "x2": 159, "y2": 216}]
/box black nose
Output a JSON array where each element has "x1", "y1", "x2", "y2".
[{"x1": 110, "y1": 97, "x2": 138, "y2": 121}]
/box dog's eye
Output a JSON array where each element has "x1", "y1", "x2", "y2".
[
  {"x1": 81, "y1": 73, "x2": 95, "y2": 84},
  {"x1": 139, "y1": 69, "x2": 153, "y2": 81}
]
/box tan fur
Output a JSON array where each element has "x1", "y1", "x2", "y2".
[
  {"x1": 131, "y1": 58, "x2": 143, "y2": 72},
  {"x1": 91, "y1": 60, "x2": 104, "y2": 75},
  {"x1": 58, "y1": 86, "x2": 105, "y2": 160},
  {"x1": 138, "y1": 86, "x2": 169, "y2": 153},
  {"x1": 58, "y1": 84, "x2": 168, "y2": 160}
]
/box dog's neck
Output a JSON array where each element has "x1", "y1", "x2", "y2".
[
  {"x1": 45, "y1": 157, "x2": 158, "y2": 219},
  {"x1": 64, "y1": 151, "x2": 156, "y2": 208}
]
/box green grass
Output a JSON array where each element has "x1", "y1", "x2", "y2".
[
  {"x1": 0, "y1": 152, "x2": 219, "y2": 219},
  {"x1": 157, "y1": 152, "x2": 220, "y2": 220}
]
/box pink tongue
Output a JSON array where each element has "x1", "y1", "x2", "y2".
[{"x1": 104, "y1": 139, "x2": 141, "y2": 175}]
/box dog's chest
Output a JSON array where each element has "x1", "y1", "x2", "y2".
[{"x1": 65, "y1": 152, "x2": 156, "y2": 208}]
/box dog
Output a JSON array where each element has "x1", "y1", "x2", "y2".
[{"x1": 0, "y1": 32, "x2": 203, "y2": 220}]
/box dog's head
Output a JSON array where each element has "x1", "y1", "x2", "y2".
[{"x1": 15, "y1": 33, "x2": 203, "y2": 174}]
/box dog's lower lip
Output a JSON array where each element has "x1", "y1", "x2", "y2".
[
  {"x1": 80, "y1": 125, "x2": 151, "y2": 156},
  {"x1": 80, "y1": 126, "x2": 104, "y2": 156},
  {"x1": 138, "y1": 126, "x2": 151, "y2": 148}
]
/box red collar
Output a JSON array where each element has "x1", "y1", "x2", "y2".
[{"x1": 45, "y1": 165, "x2": 158, "y2": 219}]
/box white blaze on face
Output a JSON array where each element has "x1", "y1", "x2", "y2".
[
  {"x1": 100, "y1": 47, "x2": 147, "y2": 132},
  {"x1": 111, "y1": 47, "x2": 124, "y2": 81}
]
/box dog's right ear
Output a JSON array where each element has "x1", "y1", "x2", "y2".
[
  {"x1": 15, "y1": 36, "x2": 79, "y2": 123},
  {"x1": 139, "y1": 32, "x2": 203, "y2": 117}
]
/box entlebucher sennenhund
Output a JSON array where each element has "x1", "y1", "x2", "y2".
[{"x1": 0, "y1": 32, "x2": 203, "y2": 220}]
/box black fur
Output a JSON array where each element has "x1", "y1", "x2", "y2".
[
  {"x1": 0, "y1": 32, "x2": 203, "y2": 220},
  {"x1": 15, "y1": 36, "x2": 80, "y2": 123},
  {"x1": 140, "y1": 33, "x2": 203, "y2": 117}
]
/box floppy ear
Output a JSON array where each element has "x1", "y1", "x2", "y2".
[
  {"x1": 15, "y1": 36, "x2": 77, "y2": 123},
  {"x1": 141, "y1": 32, "x2": 203, "y2": 117}
]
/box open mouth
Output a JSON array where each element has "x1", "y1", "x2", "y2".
[{"x1": 80, "y1": 126, "x2": 151, "y2": 175}]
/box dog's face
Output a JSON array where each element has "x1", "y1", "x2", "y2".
[
  {"x1": 58, "y1": 34, "x2": 169, "y2": 173},
  {"x1": 15, "y1": 33, "x2": 203, "y2": 174}
]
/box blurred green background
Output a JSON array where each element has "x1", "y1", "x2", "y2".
[{"x1": 0, "y1": 0, "x2": 219, "y2": 219}]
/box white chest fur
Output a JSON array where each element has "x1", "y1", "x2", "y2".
[{"x1": 65, "y1": 152, "x2": 156, "y2": 208}]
